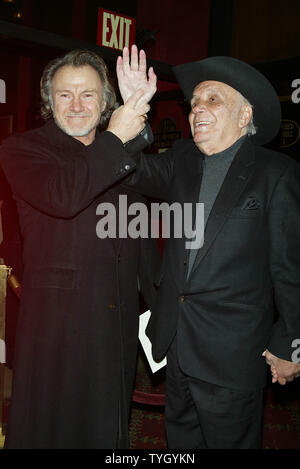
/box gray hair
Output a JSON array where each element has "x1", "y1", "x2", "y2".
[
  {"x1": 40, "y1": 49, "x2": 117, "y2": 128},
  {"x1": 240, "y1": 95, "x2": 257, "y2": 136}
]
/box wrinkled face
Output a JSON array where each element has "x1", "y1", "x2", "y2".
[
  {"x1": 188, "y1": 80, "x2": 250, "y2": 155},
  {"x1": 51, "y1": 65, "x2": 105, "y2": 145}
]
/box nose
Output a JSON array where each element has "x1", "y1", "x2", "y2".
[
  {"x1": 70, "y1": 96, "x2": 84, "y2": 113},
  {"x1": 191, "y1": 101, "x2": 206, "y2": 114}
]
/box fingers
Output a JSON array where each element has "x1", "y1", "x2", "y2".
[
  {"x1": 116, "y1": 55, "x2": 124, "y2": 79},
  {"x1": 107, "y1": 106, "x2": 146, "y2": 144},
  {"x1": 119, "y1": 45, "x2": 149, "y2": 73},
  {"x1": 130, "y1": 44, "x2": 139, "y2": 71},
  {"x1": 261, "y1": 351, "x2": 300, "y2": 386},
  {"x1": 122, "y1": 46, "x2": 130, "y2": 72},
  {"x1": 278, "y1": 376, "x2": 287, "y2": 385},
  {"x1": 139, "y1": 48, "x2": 147, "y2": 72},
  {"x1": 263, "y1": 349, "x2": 274, "y2": 361},
  {"x1": 125, "y1": 88, "x2": 149, "y2": 111},
  {"x1": 108, "y1": 91, "x2": 149, "y2": 142},
  {"x1": 263, "y1": 350, "x2": 283, "y2": 384},
  {"x1": 271, "y1": 365, "x2": 278, "y2": 376},
  {"x1": 140, "y1": 114, "x2": 148, "y2": 125},
  {"x1": 128, "y1": 45, "x2": 146, "y2": 72},
  {"x1": 137, "y1": 106, "x2": 150, "y2": 125},
  {"x1": 123, "y1": 88, "x2": 150, "y2": 118},
  {"x1": 148, "y1": 66, "x2": 158, "y2": 84},
  {"x1": 116, "y1": 47, "x2": 131, "y2": 79}
]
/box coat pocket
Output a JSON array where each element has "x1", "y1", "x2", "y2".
[{"x1": 228, "y1": 207, "x2": 259, "y2": 218}]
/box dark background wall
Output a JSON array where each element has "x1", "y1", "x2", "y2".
[
  {"x1": 1, "y1": 0, "x2": 299, "y2": 149},
  {"x1": 0, "y1": 0, "x2": 299, "y2": 364}
]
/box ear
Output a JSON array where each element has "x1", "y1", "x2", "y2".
[
  {"x1": 239, "y1": 105, "x2": 252, "y2": 129},
  {"x1": 101, "y1": 101, "x2": 107, "y2": 113}
]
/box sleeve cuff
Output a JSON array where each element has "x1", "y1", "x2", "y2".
[{"x1": 124, "y1": 122, "x2": 154, "y2": 154}]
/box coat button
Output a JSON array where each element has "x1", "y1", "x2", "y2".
[
  {"x1": 108, "y1": 303, "x2": 116, "y2": 310},
  {"x1": 179, "y1": 295, "x2": 185, "y2": 303},
  {"x1": 124, "y1": 164, "x2": 130, "y2": 170}
]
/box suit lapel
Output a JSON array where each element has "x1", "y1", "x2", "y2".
[
  {"x1": 173, "y1": 141, "x2": 203, "y2": 287},
  {"x1": 182, "y1": 141, "x2": 204, "y2": 217},
  {"x1": 188, "y1": 139, "x2": 256, "y2": 278}
]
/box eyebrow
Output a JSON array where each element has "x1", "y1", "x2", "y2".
[
  {"x1": 82, "y1": 89, "x2": 99, "y2": 93},
  {"x1": 191, "y1": 87, "x2": 226, "y2": 101},
  {"x1": 55, "y1": 88, "x2": 99, "y2": 94}
]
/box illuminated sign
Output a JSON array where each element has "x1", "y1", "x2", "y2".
[{"x1": 97, "y1": 8, "x2": 136, "y2": 51}]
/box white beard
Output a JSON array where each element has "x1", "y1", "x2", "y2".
[{"x1": 54, "y1": 116, "x2": 101, "y2": 138}]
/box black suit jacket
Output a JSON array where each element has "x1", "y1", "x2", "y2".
[{"x1": 128, "y1": 137, "x2": 300, "y2": 391}]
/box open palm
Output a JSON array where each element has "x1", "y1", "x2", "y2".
[{"x1": 117, "y1": 45, "x2": 157, "y2": 105}]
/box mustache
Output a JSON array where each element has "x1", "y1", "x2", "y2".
[{"x1": 65, "y1": 113, "x2": 92, "y2": 117}]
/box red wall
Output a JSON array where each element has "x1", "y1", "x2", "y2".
[
  {"x1": 137, "y1": 0, "x2": 211, "y2": 140},
  {"x1": 137, "y1": 0, "x2": 210, "y2": 65}
]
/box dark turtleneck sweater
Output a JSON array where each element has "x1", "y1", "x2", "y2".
[{"x1": 187, "y1": 135, "x2": 246, "y2": 278}]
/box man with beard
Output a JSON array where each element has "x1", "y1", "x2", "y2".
[{"x1": 0, "y1": 49, "x2": 157, "y2": 448}]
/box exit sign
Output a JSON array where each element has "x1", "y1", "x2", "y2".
[{"x1": 97, "y1": 8, "x2": 136, "y2": 51}]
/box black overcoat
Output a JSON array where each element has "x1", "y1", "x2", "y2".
[
  {"x1": 0, "y1": 119, "x2": 158, "y2": 448},
  {"x1": 127, "y1": 137, "x2": 300, "y2": 391}
]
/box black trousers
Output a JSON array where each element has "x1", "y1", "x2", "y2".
[{"x1": 165, "y1": 340, "x2": 264, "y2": 449}]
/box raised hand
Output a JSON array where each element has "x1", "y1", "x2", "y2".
[
  {"x1": 117, "y1": 44, "x2": 157, "y2": 106},
  {"x1": 107, "y1": 88, "x2": 150, "y2": 144}
]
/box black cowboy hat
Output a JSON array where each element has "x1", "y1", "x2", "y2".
[{"x1": 173, "y1": 56, "x2": 282, "y2": 145}]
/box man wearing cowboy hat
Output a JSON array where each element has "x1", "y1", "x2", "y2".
[{"x1": 117, "y1": 47, "x2": 300, "y2": 449}]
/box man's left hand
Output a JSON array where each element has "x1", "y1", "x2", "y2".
[
  {"x1": 117, "y1": 45, "x2": 157, "y2": 106},
  {"x1": 263, "y1": 349, "x2": 300, "y2": 385}
]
